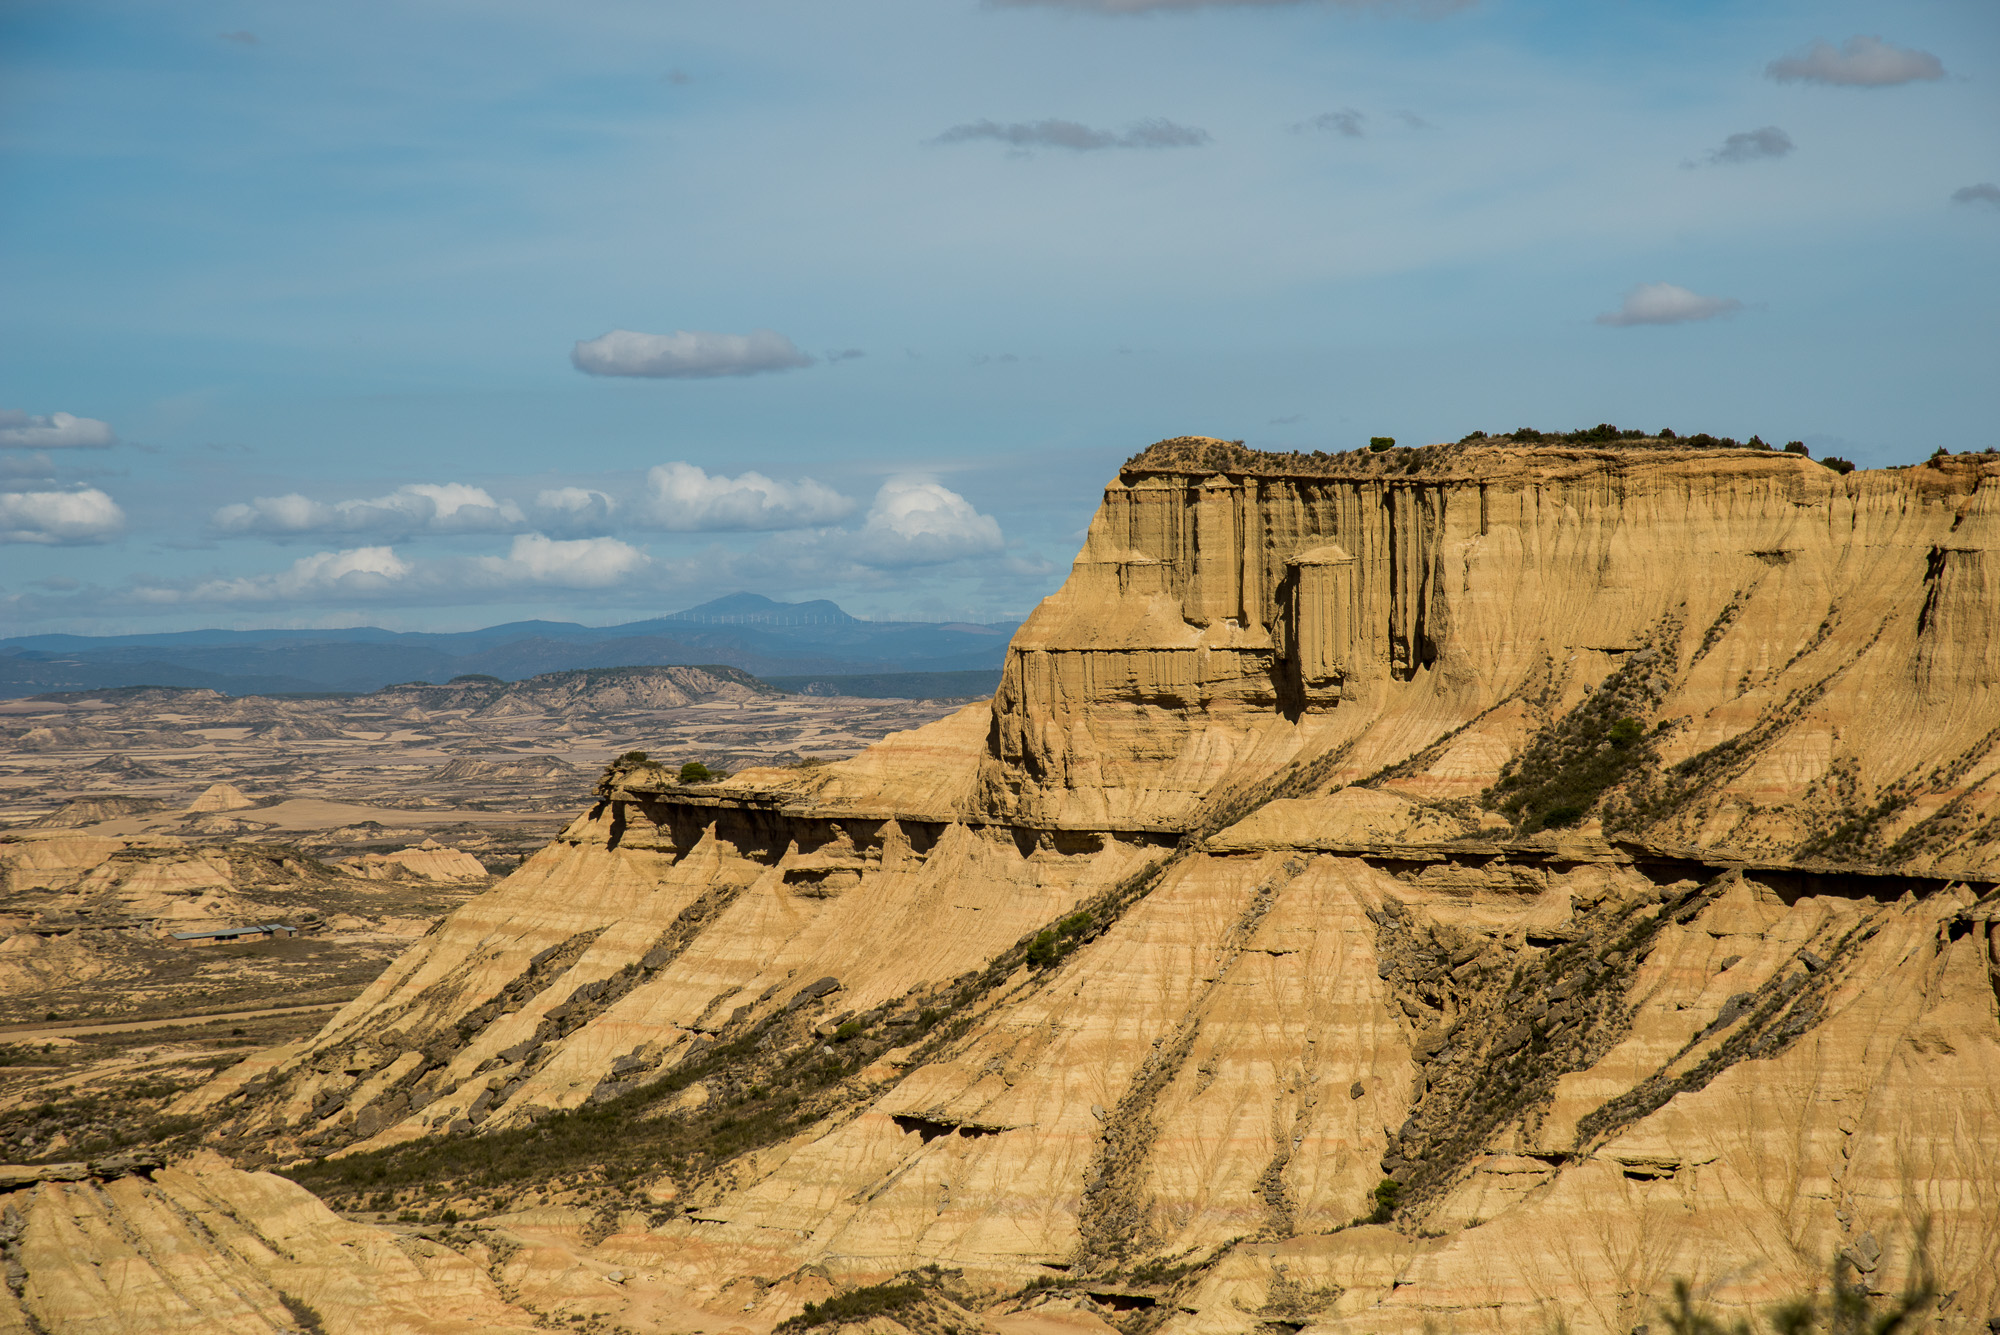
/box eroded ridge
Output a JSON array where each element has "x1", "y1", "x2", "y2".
[{"x1": 13, "y1": 439, "x2": 2000, "y2": 1335}]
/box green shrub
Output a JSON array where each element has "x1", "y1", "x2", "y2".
[
  {"x1": 678, "y1": 761, "x2": 713, "y2": 784},
  {"x1": 1488, "y1": 705, "x2": 1654, "y2": 834},
  {"x1": 1822, "y1": 456, "x2": 1855, "y2": 474},
  {"x1": 1025, "y1": 910, "x2": 1094, "y2": 969},
  {"x1": 1365, "y1": 1178, "x2": 1400, "y2": 1223},
  {"x1": 832, "y1": 1020, "x2": 864, "y2": 1043},
  {"x1": 619, "y1": 750, "x2": 649, "y2": 763},
  {"x1": 1368, "y1": 436, "x2": 1396, "y2": 452},
  {"x1": 1783, "y1": 441, "x2": 1809, "y2": 456},
  {"x1": 778, "y1": 1275, "x2": 939, "y2": 1332}
]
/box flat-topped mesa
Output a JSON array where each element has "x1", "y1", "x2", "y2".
[{"x1": 978, "y1": 436, "x2": 2000, "y2": 854}]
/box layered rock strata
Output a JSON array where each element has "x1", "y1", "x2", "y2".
[{"x1": 81, "y1": 439, "x2": 2000, "y2": 1333}]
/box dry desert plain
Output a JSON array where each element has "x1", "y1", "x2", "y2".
[{"x1": 0, "y1": 669, "x2": 967, "y2": 1213}]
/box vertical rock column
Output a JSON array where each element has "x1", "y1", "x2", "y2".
[
  {"x1": 1285, "y1": 545, "x2": 1356, "y2": 710},
  {"x1": 1191, "y1": 475, "x2": 1241, "y2": 628},
  {"x1": 1387, "y1": 485, "x2": 1443, "y2": 680},
  {"x1": 1238, "y1": 476, "x2": 1264, "y2": 634}
]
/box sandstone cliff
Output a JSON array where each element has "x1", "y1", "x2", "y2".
[{"x1": 31, "y1": 439, "x2": 2000, "y2": 1334}]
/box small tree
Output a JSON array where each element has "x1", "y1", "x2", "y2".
[
  {"x1": 619, "y1": 750, "x2": 649, "y2": 764},
  {"x1": 678, "y1": 761, "x2": 713, "y2": 784},
  {"x1": 1784, "y1": 441, "x2": 1810, "y2": 456},
  {"x1": 1369, "y1": 436, "x2": 1396, "y2": 452},
  {"x1": 1821, "y1": 457, "x2": 1856, "y2": 474}
]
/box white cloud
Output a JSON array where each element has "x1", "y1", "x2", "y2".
[
  {"x1": 1707, "y1": 126, "x2": 1793, "y2": 165},
  {"x1": 851, "y1": 476, "x2": 1005, "y2": 566},
  {"x1": 640, "y1": 461, "x2": 856, "y2": 531},
  {"x1": 1596, "y1": 282, "x2": 1743, "y2": 327},
  {"x1": 0, "y1": 410, "x2": 118, "y2": 450},
  {"x1": 533, "y1": 486, "x2": 618, "y2": 536},
  {"x1": 211, "y1": 483, "x2": 525, "y2": 538},
  {"x1": 571, "y1": 328, "x2": 815, "y2": 378},
  {"x1": 1952, "y1": 184, "x2": 2000, "y2": 210},
  {"x1": 933, "y1": 118, "x2": 1210, "y2": 151},
  {"x1": 152, "y1": 533, "x2": 648, "y2": 605},
  {"x1": 1765, "y1": 36, "x2": 1944, "y2": 87},
  {"x1": 0, "y1": 488, "x2": 126, "y2": 544},
  {"x1": 183, "y1": 546, "x2": 412, "y2": 603},
  {"x1": 475, "y1": 534, "x2": 649, "y2": 587}
]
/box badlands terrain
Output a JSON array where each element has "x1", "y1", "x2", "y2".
[
  {"x1": 0, "y1": 666, "x2": 968, "y2": 1296},
  {"x1": 5, "y1": 434, "x2": 2000, "y2": 1334}
]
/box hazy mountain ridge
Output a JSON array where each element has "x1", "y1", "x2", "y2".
[{"x1": 0, "y1": 593, "x2": 1020, "y2": 697}]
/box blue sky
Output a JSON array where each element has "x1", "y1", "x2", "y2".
[{"x1": 3, "y1": 0, "x2": 1995, "y2": 634}]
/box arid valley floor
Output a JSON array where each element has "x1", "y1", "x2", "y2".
[{"x1": 0, "y1": 669, "x2": 967, "y2": 1250}]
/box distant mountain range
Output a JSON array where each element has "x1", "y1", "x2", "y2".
[{"x1": 0, "y1": 593, "x2": 1020, "y2": 698}]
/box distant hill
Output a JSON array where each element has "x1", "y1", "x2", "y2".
[{"x1": 0, "y1": 594, "x2": 1020, "y2": 698}]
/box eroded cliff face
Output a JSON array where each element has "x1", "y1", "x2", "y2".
[
  {"x1": 979, "y1": 438, "x2": 2000, "y2": 866},
  {"x1": 26, "y1": 440, "x2": 2000, "y2": 1335}
]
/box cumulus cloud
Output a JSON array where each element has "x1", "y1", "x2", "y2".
[
  {"x1": 1294, "y1": 109, "x2": 1367, "y2": 137},
  {"x1": 1766, "y1": 36, "x2": 1944, "y2": 87},
  {"x1": 850, "y1": 477, "x2": 1005, "y2": 566},
  {"x1": 571, "y1": 328, "x2": 814, "y2": 378},
  {"x1": 639, "y1": 462, "x2": 856, "y2": 531},
  {"x1": 0, "y1": 488, "x2": 127, "y2": 544},
  {"x1": 1707, "y1": 126, "x2": 1794, "y2": 164},
  {"x1": 933, "y1": 118, "x2": 1210, "y2": 151},
  {"x1": 1952, "y1": 183, "x2": 2000, "y2": 209},
  {"x1": 152, "y1": 533, "x2": 651, "y2": 606},
  {"x1": 174, "y1": 547, "x2": 412, "y2": 604},
  {"x1": 211, "y1": 483, "x2": 524, "y2": 539},
  {"x1": 0, "y1": 410, "x2": 118, "y2": 450},
  {"x1": 534, "y1": 486, "x2": 618, "y2": 537},
  {"x1": 1596, "y1": 282, "x2": 1744, "y2": 327},
  {"x1": 475, "y1": 534, "x2": 649, "y2": 588}
]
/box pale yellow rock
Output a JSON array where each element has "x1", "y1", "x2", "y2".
[
  {"x1": 40, "y1": 441, "x2": 2000, "y2": 1335},
  {"x1": 185, "y1": 781, "x2": 257, "y2": 813},
  {"x1": 4, "y1": 1152, "x2": 537, "y2": 1333},
  {"x1": 347, "y1": 843, "x2": 489, "y2": 882}
]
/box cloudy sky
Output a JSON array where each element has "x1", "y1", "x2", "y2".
[{"x1": 3, "y1": 0, "x2": 1995, "y2": 635}]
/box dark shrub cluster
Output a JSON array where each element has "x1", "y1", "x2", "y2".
[
  {"x1": 1024, "y1": 910, "x2": 1094, "y2": 969},
  {"x1": 1365, "y1": 1177, "x2": 1401, "y2": 1224},
  {"x1": 778, "y1": 1268, "x2": 965, "y2": 1333},
  {"x1": 1486, "y1": 648, "x2": 1670, "y2": 832},
  {"x1": 1489, "y1": 713, "x2": 1653, "y2": 832}
]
